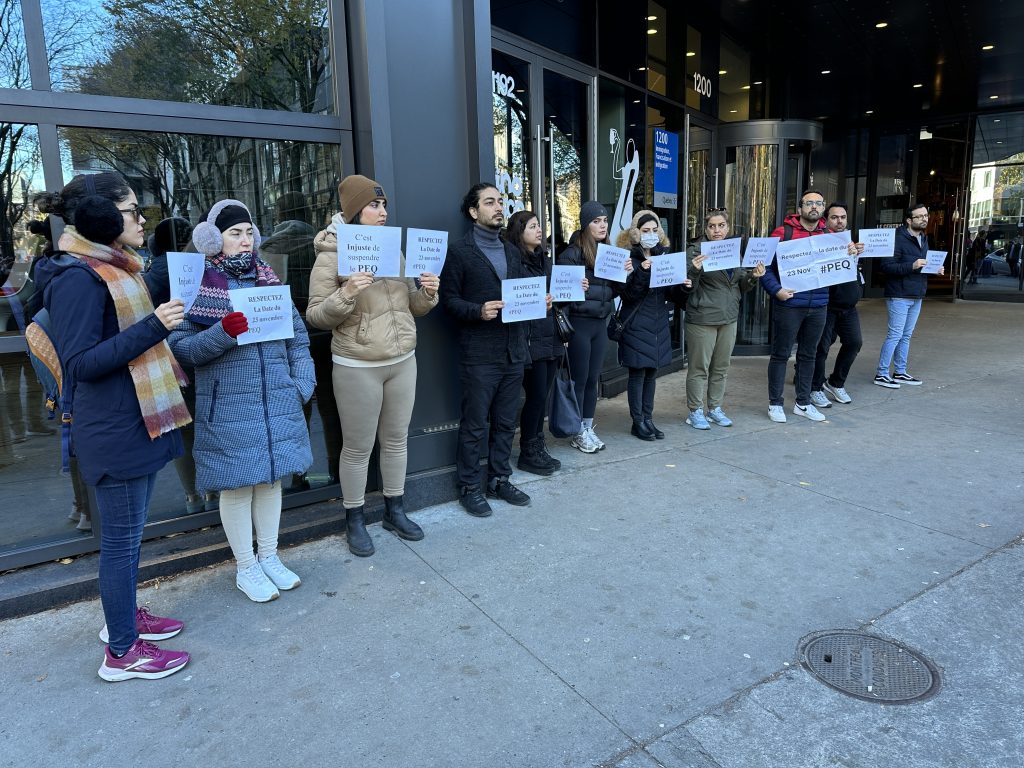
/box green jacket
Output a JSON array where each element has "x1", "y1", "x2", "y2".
[{"x1": 684, "y1": 242, "x2": 759, "y2": 326}]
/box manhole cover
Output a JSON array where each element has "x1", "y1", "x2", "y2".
[{"x1": 798, "y1": 631, "x2": 940, "y2": 704}]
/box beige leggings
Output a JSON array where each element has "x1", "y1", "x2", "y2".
[
  {"x1": 333, "y1": 356, "x2": 417, "y2": 508},
  {"x1": 219, "y1": 481, "x2": 282, "y2": 571}
]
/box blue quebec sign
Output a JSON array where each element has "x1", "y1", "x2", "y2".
[{"x1": 653, "y1": 128, "x2": 678, "y2": 209}]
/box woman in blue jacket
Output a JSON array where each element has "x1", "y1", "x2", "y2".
[
  {"x1": 35, "y1": 171, "x2": 191, "y2": 681},
  {"x1": 170, "y1": 200, "x2": 315, "y2": 603}
]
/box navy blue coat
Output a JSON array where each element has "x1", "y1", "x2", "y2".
[
  {"x1": 519, "y1": 246, "x2": 559, "y2": 363},
  {"x1": 35, "y1": 255, "x2": 183, "y2": 485},
  {"x1": 618, "y1": 247, "x2": 674, "y2": 370},
  {"x1": 880, "y1": 226, "x2": 930, "y2": 298}
]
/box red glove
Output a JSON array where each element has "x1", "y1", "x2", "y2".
[{"x1": 221, "y1": 311, "x2": 249, "y2": 338}]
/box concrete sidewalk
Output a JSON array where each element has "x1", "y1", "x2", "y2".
[{"x1": 1, "y1": 298, "x2": 1022, "y2": 768}]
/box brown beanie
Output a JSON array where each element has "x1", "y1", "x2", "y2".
[{"x1": 339, "y1": 175, "x2": 387, "y2": 224}]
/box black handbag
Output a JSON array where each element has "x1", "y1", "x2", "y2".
[
  {"x1": 552, "y1": 306, "x2": 575, "y2": 344},
  {"x1": 606, "y1": 301, "x2": 642, "y2": 342},
  {"x1": 548, "y1": 348, "x2": 582, "y2": 439}
]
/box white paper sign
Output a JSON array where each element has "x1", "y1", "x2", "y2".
[
  {"x1": 501, "y1": 277, "x2": 547, "y2": 323},
  {"x1": 593, "y1": 243, "x2": 631, "y2": 282},
  {"x1": 859, "y1": 228, "x2": 896, "y2": 258},
  {"x1": 166, "y1": 252, "x2": 205, "y2": 312},
  {"x1": 699, "y1": 237, "x2": 742, "y2": 272},
  {"x1": 742, "y1": 237, "x2": 780, "y2": 267},
  {"x1": 921, "y1": 250, "x2": 947, "y2": 274},
  {"x1": 550, "y1": 265, "x2": 585, "y2": 302},
  {"x1": 649, "y1": 252, "x2": 689, "y2": 287},
  {"x1": 335, "y1": 224, "x2": 402, "y2": 277},
  {"x1": 229, "y1": 286, "x2": 295, "y2": 345},
  {"x1": 405, "y1": 228, "x2": 447, "y2": 275},
  {"x1": 778, "y1": 232, "x2": 856, "y2": 292}
]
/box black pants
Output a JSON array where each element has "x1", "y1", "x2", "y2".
[
  {"x1": 566, "y1": 316, "x2": 608, "y2": 420},
  {"x1": 627, "y1": 367, "x2": 656, "y2": 422},
  {"x1": 520, "y1": 357, "x2": 557, "y2": 444},
  {"x1": 812, "y1": 305, "x2": 863, "y2": 390},
  {"x1": 768, "y1": 304, "x2": 826, "y2": 406},
  {"x1": 456, "y1": 361, "x2": 524, "y2": 488}
]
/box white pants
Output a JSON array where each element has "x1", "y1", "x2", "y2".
[{"x1": 218, "y1": 481, "x2": 282, "y2": 570}]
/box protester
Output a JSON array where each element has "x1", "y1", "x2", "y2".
[
  {"x1": 306, "y1": 175, "x2": 438, "y2": 556},
  {"x1": 557, "y1": 201, "x2": 633, "y2": 452},
  {"x1": 440, "y1": 183, "x2": 531, "y2": 517},
  {"x1": 34, "y1": 171, "x2": 191, "y2": 681},
  {"x1": 684, "y1": 208, "x2": 763, "y2": 429},
  {"x1": 170, "y1": 199, "x2": 314, "y2": 602}
]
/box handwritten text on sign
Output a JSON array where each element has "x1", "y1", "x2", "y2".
[
  {"x1": 229, "y1": 286, "x2": 295, "y2": 345},
  {"x1": 921, "y1": 250, "x2": 947, "y2": 274},
  {"x1": 551, "y1": 265, "x2": 585, "y2": 302},
  {"x1": 858, "y1": 228, "x2": 895, "y2": 259},
  {"x1": 405, "y1": 228, "x2": 448, "y2": 275},
  {"x1": 777, "y1": 232, "x2": 856, "y2": 292},
  {"x1": 336, "y1": 224, "x2": 402, "y2": 277},
  {"x1": 593, "y1": 243, "x2": 631, "y2": 282},
  {"x1": 742, "y1": 237, "x2": 780, "y2": 267},
  {"x1": 699, "y1": 237, "x2": 742, "y2": 272},
  {"x1": 501, "y1": 277, "x2": 547, "y2": 322},
  {"x1": 649, "y1": 252, "x2": 688, "y2": 287},
  {"x1": 166, "y1": 252, "x2": 205, "y2": 312}
]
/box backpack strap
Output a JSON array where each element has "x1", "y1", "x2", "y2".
[
  {"x1": 783, "y1": 223, "x2": 794, "y2": 242},
  {"x1": 28, "y1": 308, "x2": 76, "y2": 473}
]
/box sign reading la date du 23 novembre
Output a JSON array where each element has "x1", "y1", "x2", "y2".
[
  {"x1": 858, "y1": 228, "x2": 896, "y2": 258},
  {"x1": 335, "y1": 224, "x2": 402, "y2": 277},
  {"x1": 699, "y1": 237, "x2": 742, "y2": 272},
  {"x1": 501, "y1": 276, "x2": 547, "y2": 322},
  {"x1": 166, "y1": 252, "x2": 205, "y2": 312},
  {"x1": 594, "y1": 243, "x2": 631, "y2": 282},
  {"x1": 229, "y1": 285, "x2": 295, "y2": 345},
  {"x1": 405, "y1": 228, "x2": 448, "y2": 275}
]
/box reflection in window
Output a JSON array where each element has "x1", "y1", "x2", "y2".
[
  {"x1": 719, "y1": 36, "x2": 751, "y2": 122},
  {"x1": 0, "y1": 0, "x2": 30, "y2": 89},
  {"x1": 492, "y1": 52, "x2": 531, "y2": 219},
  {"x1": 41, "y1": 0, "x2": 334, "y2": 113},
  {"x1": 598, "y1": 79, "x2": 646, "y2": 243},
  {"x1": 544, "y1": 70, "x2": 588, "y2": 253}
]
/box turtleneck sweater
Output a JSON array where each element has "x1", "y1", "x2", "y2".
[{"x1": 473, "y1": 223, "x2": 507, "y2": 280}]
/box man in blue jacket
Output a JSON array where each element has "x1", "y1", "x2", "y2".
[
  {"x1": 874, "y1": 203, "x2": 943, "y2": 388},
  {"x1": 760, "y1": 190, "x2": 832, "y2": 423}
]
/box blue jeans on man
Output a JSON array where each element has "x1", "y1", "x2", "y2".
[{"x1": 876, "y1": 298, "x2": 922, "y2": 377}]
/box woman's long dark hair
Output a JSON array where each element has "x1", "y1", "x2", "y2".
[
  {"x1": 34, "y1": 171, "x2": 131, "y2": 225},
  {"x1": 503, "y1": 210, "x2": 544, "y2": 267},
  {"x1": 578, "y1": 221, "x2": 609, "y2": 269}
]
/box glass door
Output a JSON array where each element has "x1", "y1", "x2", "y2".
[
  {"x1": 492, "y1": 50, "x2": 533, "y2": 219},
  {"x1": 542, "y1": 69, "x2": 589, "y2": 254}
]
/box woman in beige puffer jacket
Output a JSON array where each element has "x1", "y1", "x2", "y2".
[{"x1": 306, "y1": 175, "x2": 438, "y2": 556}]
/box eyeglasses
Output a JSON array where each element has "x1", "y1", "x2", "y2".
[
  {"x1": 802, "y1": 200, "x2": 826, "y2": 208},
  {"x1": 910, "y1": 214, "x2": 929, "y2": 220},
  {"x1": 118, "y1": 204, "x2": 144, "y2": 222},
  {"x1": 707, "y1": 207, "x2": 728, "y2": 214}
]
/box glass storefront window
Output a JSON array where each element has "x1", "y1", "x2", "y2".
[
  {"x1": 719, "y1": 36, "x2": 751, "y2": 122},
  {"x1": 1, "y1": 0, "x2": 30, "y2": 89},
  {"x1": 597, "y1": 79, "x2": 646, "y2": 242},
  {"x1": 544, "y1": 71, "x2": 588, "y2": 253},
  {"x1": 40, "y1": 0, "x2": 334, "y2": 113},
  {"x1": 596, "y1": 0, "x2": 645, "y2": 87},
  {"x1": 492, "y1": 51, "x2": 531, "y2": 219}
]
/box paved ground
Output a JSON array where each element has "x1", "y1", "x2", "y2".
[{"x1": 1, "y1": 298, "x2": 1022, "y2": 768}]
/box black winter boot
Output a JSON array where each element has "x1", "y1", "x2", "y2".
[
  {"x1": 630, "y1": 419, "x2": 656, "y2": 441},
  {"x1": 517, "y1": 437, "x2": 557, "y2": 476},
  {"x1": 536, "y1": 437, "x2": 561, "y2": 471},
  {"x1": 382, "y1": 495, "x2": 424, "y2": 541},
  {"x1": 345, "y1": 506, "x2": 374, "y2": 557},
  {"x1": 644, "y1": 417, "x2": 665, "y2": 439}
]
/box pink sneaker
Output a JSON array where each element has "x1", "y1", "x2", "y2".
[
  {"x1": 98, "y1": 639, "x2": 190, "y2": 682},
  {"x1": 99, "y1": 606, "x2": 184, "y2": 644}
]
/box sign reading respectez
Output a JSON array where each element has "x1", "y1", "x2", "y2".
[
  {"x1": 335, "y1": 224, "x2": 402, "y2": 277},
  {"x1": 501, "y1": 277, "x2": 548, "y2": 322},
  {"x1": 699, "y1": 237, "x2": 742, "y2": 272},
  {"x1": 921, "y1": 250, "x2": 947, "y2": 274},
  {"x1": 229, "y1": 285, "x2": 295, "y2": 345},
  {"x1": 653, "y1": 128, "x2": 679, "y2": 209},
  {"x1": 858, "y1": 228, "x2": 896, "y2": 258},
  {"x1": 594, "y1": 243, "x2": 631, "y2": 282},
  {"x1": 405, "y1": 228, "x2": 448, "y2": 275}
]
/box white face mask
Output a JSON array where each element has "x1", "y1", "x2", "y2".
[{"x1": 639, "y1": 232, "x2": 659, "y2": 249}]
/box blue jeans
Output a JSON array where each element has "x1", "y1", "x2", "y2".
[
  {"x1": 94, "y1": 473, "x2": 157, "y2": 653},
  {"x1": 876, "y1": 298, "x2": 923, "y2": 376}
]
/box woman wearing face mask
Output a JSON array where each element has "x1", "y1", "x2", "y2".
[
  {"x1": 306, "y1": 175, "x2": 439, "y2": 556},
  {"x1": 169, "y1": 200, "x2": 315, "y2": 603},
  {"x1": 683, "y1": 209, "x2": 764, "y2": 429},
  {"x1": 616, "y1": 211, "x2": 689, "y2": 440},
  {"x1": 556, "y1": 201, "x2": 632, "y2": 453},
  {"x1": 34, "y1": 171, "x2": 191, "y2": 681}
]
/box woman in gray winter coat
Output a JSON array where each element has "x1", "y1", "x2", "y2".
[{"x1": 170, "y1": 200, "x2": 315, "y2": 603}]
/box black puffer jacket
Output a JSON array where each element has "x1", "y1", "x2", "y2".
[
  {"x1": 556, "y1": 238, "x2": 617, "y2": 320},
  {"x1": 618, "y1": 246, "x2": 673, "y2": 369},
  {"x1": 519, "y1": 245, "x2": 559, "y2": 362}
]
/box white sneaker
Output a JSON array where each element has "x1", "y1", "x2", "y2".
[
  {"x1": 822, "y1": 382, "x2": 852, "y2": 404},
  {"x1": 585, "y1": 426, "x2": 605, "y2": 451},
  {"x1": 259, "y1": 553, "x2": 301, "y2": 590},
  {"x1": 810, "y1": 390, "x2": 832, "y2": 408},
  {"x1": 570, "y1": 430, "x2": 599, "y2": 454},
  {"x1": 768, "y1": 405, "x2": 787, "y2": 423},
  {"x1": 793, "y1": 403, "x2": 826, "y2": 422},
  {"x1": 236, "y1": 562, "x2": 280, "y2": 602}
]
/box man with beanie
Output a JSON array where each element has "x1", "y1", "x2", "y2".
[{"x1": 440, "y1": 183, "x2": 531, "y2": 517}]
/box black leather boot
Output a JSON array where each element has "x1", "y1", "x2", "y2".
[
  {"x1": 536, "y1": 437, "x2": 561, "y2": 471},
  {"x1": 630, "y1": 419, "x2": 656, "y2": 441},
  {"x1": 517, "y1": 437, "x2": 556, "y2": 476},
  {"x1": 345, "y1": 506, "x2": 374, "y2": 557},
  {"x1": 382, "y1": 495, "x2": 424, "y2": 541},
  {"x1": 644, "y1": 417, "x2": 665, "y2": 439}
]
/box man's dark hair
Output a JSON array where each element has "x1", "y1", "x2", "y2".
[
  {"x1": 905, "y1": 202, "x2": 928, "y2": 219},
  {"x1": 460, "y1": 183, "x2": 499, "y2": 220},
  {"x1": 800, "y1": 189, "x2": 825, "y2": 202},
  {"x1": 825, "y1": 202, "x2": 848, "y2": 217}
]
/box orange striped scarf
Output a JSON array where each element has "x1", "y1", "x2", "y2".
[{"x1": 58, "y1": 228, "x2": 192, "y2": 439}]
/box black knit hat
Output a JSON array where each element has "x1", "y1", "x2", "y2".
[
  {"x1": 73, "y1": 195, "x2": 124, "y2": 245},
  {"x1": 149, "y1": 217, "x2": 193, "y2": 256},
  {"x1": 214, "y1": 204, "x2": 252, "y2": 233},
  {"x1": 580, "y1": 201, "x2": 609, "y2": 228}
]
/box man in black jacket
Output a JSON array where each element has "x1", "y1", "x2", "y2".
[
  {"x1": 811, "y1": 202, "x2": 865, "y2": 407},
  {"x1": 440, "y1": 183, "x2": 531, "y2": 517}
]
